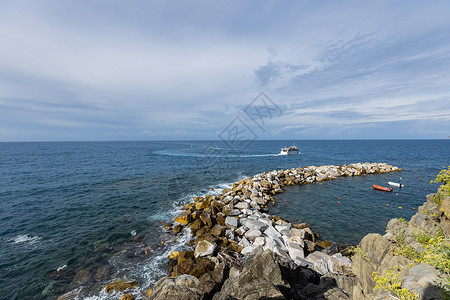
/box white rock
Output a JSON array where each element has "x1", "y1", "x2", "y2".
[
  {"x1": 238, "y1": 237, "x2": 251, "y2": 248},
  {"x1": 306, "y1": 252, "x2": 331, "y2": 275},
  {"x1": 244, "y1": 229, "x2": 262, "y2": 241},
  {"x1": 253, "y1": 237, "x2": 266, "y2": 247},
  {"x1": 264, "y1": 225, "x2": 282, "y2": 239},
  {"x1": 225, "y1": 216, "x2": 239, "y2": 228},
  {"x1": 327, "y1": 253, "x2": 353, "y2": 275},
  {"x1": 272, "y1": 246, "x2": 290, "y2": 259},
  {"x1": 286, "y1": 241, "x2": 305, "y2": 260},
  {"x1": 240, "y1": 219, "x2": 269, "y2": 231},
  {"x1": 275, "y1": 224, "x2": 291, "y2": 235},
  {"x1": 253, "y1": 211, "x2": 263, "y2": 218},
  {"x1": 249, "y1": 201, "x2": 260, "y2": 210},
  {"x1": 229, "y1": 209, "x2": 241, "y2": 216},
  {"x1": 225, "y1": 229, "x2": 235, "y2": 241},
  {"x1": 241, "y1": 246, "x2": 254, "y2": 255},
  {"x1": 259, "y1": 218, "x2": 274, "y2": 227},
  {"x1": 194, "y1": 240, "x2": 216, "y2": 258},
  {"x1": 241, "y1": 208, "x2": 253, "y2": 215},
  {"x1": 235, "y1": 226, "x2": 247, "y2": 236},
  {"x1": 283, "y1": 234, "x2": 305, "y2": 248},
  {"x1": 265, "y1": 236, "x2": 285, "y2": 250},
  {"x1": 235, "y1": 202, "x2": 250, "y2": 210}
]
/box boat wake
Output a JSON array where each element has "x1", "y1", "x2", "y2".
[{"x1": 154, "y1": 150, "x2": 283, "y2": 158}]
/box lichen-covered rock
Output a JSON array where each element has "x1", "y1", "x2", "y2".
[
  {"x1": 194, "y1": 240, "x2": 216, "y2": 258},
  {"x1": 120, "y1": 294, "x2": 134, "y2": 300},
  {"x1": 104, "y1": 280, "x2": 139, "y2": 293}
]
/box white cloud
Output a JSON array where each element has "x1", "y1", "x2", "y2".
[{"x1": 0, "y1": 1, "x2": 449, "y2": 140}]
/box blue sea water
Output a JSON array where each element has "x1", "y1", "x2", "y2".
[{"x1": 0, "y1": 140, "x2": 448, "y2": 299}]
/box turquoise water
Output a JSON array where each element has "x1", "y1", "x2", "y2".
[{"x1": 0, "y1": 140, "x2": 448, "y2": 299}]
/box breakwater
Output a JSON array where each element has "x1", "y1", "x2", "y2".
[{"x1": 75, "y1": 162, "x2": 401, "y2": 300}]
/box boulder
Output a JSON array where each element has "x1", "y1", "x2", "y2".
[
  {"x1": 210, "y1": 225, "x2": 227, "y2": 237},
  {"x1": 234, "y1": 202, "x2": 250, "y2": 210},
  {"x1": 240, "y1": 218, "x2": 269, "y2": 231},
  {"x1": 264, "y1": 225, "x2": 282, "y2": 239},
  {"x1": 172, "y1": 258, "x2": 215, "y2": 278},
  {"x1": 212, "y1": 249, "x2": 307, "y2": 299},
  {"x1": 150, "y1": 275, "x2": 202, "y2": 300},
  {"x1": 173, "y1": 224, "x2": 183, "y2": 235},
  {"x1": 194, "y1": 240, "x2": 216, "y2": 258},
  {"x1": 120, "y1": 294, "x2": 134, "y2": 300},
  {"x1": 105, "y1": 280, "x2": 139, "y2": 293},
  {"x1": 286, "y1": 241, "x2": 305, "y2": 260},
  {"x1": 244, "y1": 229, "x2": 262, "y2": 241},
  {"x1": 224, "y1": 216, "x2": 238, "y2": 228},
  {"x1": 327, "y1": 253, "x2": 354, "y2": 276},
  {"x1": 175, "y1": 212, "x2": 191, "y2": 226}
]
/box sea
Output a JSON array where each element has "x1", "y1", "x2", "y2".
[{"x1": 0, "y1": 140, "x2": 449, "y2": 299}]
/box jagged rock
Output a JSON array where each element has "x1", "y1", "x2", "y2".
[
  {"x1": 315, "y1": 240, "x2": 333, "y2": 249},
  {"x1": 286, "y1": 241, "x2": 305, "y2": 260},
  {"x1": 213, "y1": 249, "x2": 307, "y2": 299},
  {"x1": 306, "y1": 251, "x2": 331, "y2": 275},
  {"x1": 210, "y1": 225, "x2": 227, "y2": 237},
  {"x1": 235, "y1": 226, "x2": 247, "y2": 236},
  {"x1": 224, "y1": 216, "x2": 238, "y2": 228},
  {"x1": 213, "y1": 278, "x2": 284, "y2": 300},
  {"x1": 275, "y1": 224, "x2": 292, "y2": 234},
  {"x1": 120, "y1": 294, "x2": 134, "y2": 300},
  {"x1": 238, "y1": 237, "x2": 251, "y2": 248},
  {"x1": 104, "y1": 280, "x2": 139, "y2": 293},
  {"x1": 175, "y1": 212, "x2": 191, "y2": 226},
  {"x1": 402, "y1": 264, "x2": 442, "y2": 300},
  {"x1": 327, "y1": 253, "x2": 353, "y2": 276},
  {"x1": 173, "y1": 224, "x2": 183, "y2": 235},
  {"x1": 234, "y1": 202, "x2": 250, "y2": 210},
  {"x1": 194, "y1": 240, "x2": 216, "y2": 258},
  {"x1": 172, "y1": 258, "x2": 215, "y2": 278},
  {"x1": 150, "y1": 275, "x2": 202, "y2": 300},
  {"x1": 304, "y1": 240, "x2": 317, "y2": 252},
  {"x1": 244, "y1": 229, "x2": 262, "y2": 241},
  {"x1": 264, "y1": 225, "x2": 282, "y2": 239},
  {"x1": 224, "y1": 229, "x2": 235, "y2": 241},
  {"x1": 240, "y1": 219, "x2": 269, "y2": 231}
]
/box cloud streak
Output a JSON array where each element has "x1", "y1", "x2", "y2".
[{"x1": 0, "y1": 1, "x2": 449, "y2": 140}]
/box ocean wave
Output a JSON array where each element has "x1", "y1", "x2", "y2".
[{"x1": 9, "y1": 234, "x2": 41, "y2": 244}]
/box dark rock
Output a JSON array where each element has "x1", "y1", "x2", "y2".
[
  {"x1": 210, "y1": 225, "x2": 227, "y2": 237},
  {"x1": 213, "y1": 249, "x2": 307, "y2": 299},
  {"x1": 173, "y1": 224, "x2": 183, "y2": 235},
  {"x1": 172, "y1": 258, "x2": 215, "y2": 278},
  {"x1": 315, "y1": 240, "x2": 333, "y2": 249},
  {"x1": 93, "y1": 266, "x2": 110, "y2": 281}
]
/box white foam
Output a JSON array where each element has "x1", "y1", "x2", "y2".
[
  {"x1": 10, "y1": 234, "x2": 41, "y2": 244},
  {"x1": 57, "y1": 264, "x2": 67, "y2": 272}
]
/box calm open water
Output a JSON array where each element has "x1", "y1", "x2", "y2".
[{"x1": 0, "y1": 140, "x2": 448, "y2": 299}]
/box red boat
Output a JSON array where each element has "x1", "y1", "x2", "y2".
[{"x1": 373, "y1": 185, "x2": 393, "y2": 192}]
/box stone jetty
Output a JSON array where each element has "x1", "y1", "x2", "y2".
[
  {"x1": 144, "y1": 162, "x2": 401, "y2": 299},
  {"x1": 57, "y1": 162, "x2": 405, "y2": 300}
]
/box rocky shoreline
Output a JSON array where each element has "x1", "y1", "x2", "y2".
[{"x1": 58, "y1": 162, "x2": 405, "y2": 299}]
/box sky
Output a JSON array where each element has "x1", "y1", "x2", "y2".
[{"x1": 0, "y1": 0, "x2": 449, "y2": 141}]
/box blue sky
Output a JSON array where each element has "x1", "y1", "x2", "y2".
[{"x1": 0, "y1": 0, "x2": 449, "y2": 141}]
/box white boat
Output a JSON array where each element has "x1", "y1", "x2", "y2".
[
  {"x1": 280, "y1": 145, "x2": 299, "y2": 155},
  {"x1": 388, "y1": 181, "x2": 404, "y2": 188}
]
